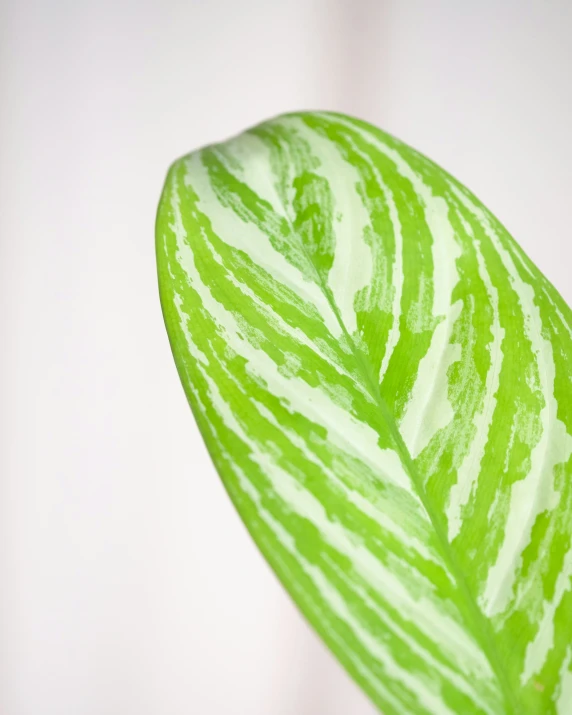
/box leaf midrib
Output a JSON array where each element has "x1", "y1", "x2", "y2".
[{"x1": 283, "y1": 208, "x2": 521, "y2": 714}]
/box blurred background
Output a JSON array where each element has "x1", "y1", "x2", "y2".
[{"x1": 1, "y1": 1, "x2": 571, "y2": 713}]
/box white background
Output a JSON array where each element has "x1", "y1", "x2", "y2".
[{"x1": 1, "y1": 1, "x2": 571, "y2": 713}]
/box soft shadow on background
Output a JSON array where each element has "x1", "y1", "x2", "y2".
[{"x1": 1, "y1": 1, "x2": 571, "y2": 714}]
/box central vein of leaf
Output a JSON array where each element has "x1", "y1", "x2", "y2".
[{"x1": 293, "y1": 227, "x2": 521, "y2": 715}]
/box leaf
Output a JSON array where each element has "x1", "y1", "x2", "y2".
[{"x1": 155, "y1": 111, "x2": 572, "y2": 714}]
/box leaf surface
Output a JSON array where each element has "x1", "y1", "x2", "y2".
[{"x1": 156, "y1": 111, "x2": 572, "y2": 714}]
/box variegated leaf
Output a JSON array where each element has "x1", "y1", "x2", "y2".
[{"x1": 156, "y1": 111, "x2": 572, "y2": 714}]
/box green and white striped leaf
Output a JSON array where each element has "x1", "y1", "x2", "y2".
[{"x1": 156, "y1": 111, "x2": 572, "y2": 714}]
